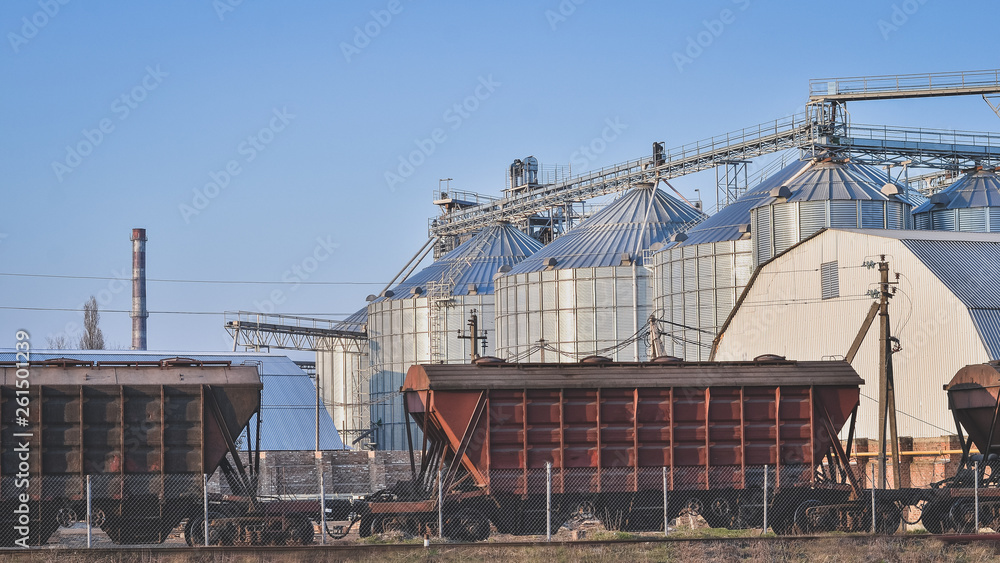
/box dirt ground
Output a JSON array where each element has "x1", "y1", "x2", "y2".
[{"x1": 0, "y1": 537, "x2": 999, "y2": 563}]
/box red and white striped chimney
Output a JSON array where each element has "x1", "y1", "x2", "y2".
[{"x1": 130, "y1": 228, "x2": 148, "y2": 350}]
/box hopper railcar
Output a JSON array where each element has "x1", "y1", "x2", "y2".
[
  {"x1": 0, "y1": 358, "x2": 319, "y2": 546},
  {"x1": 342, "y1": 357, "x2": 870, "y2": 539}
]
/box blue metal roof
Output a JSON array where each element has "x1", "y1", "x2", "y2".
[
  {"x1": 679, "y1": 160, "x2": 811, "y2": 246},
  {"x1": 760, "y1": 161, "x2": 908, "y2": 205},
  {"x1": 901, "y1": 238, "x2": 1000, "y2": 310},
  {"x1": 507, "y1": 184, "x2": 705, "y2": 273},
  {"x1": 380, "y1": 222, "x2": 542, "y2": 300},
  {"x1": 334, "y1": 306, "x2": 368, "y2": 332},
  {"x1": 678, "y1": 159, "x2": 912, "y2": 246},
  {"x1": 0, "y1": 350, "x2": 343, "y2": 450},
  {"x1": 912, "y1": 170, "x2": 1000, "y2": 215}
]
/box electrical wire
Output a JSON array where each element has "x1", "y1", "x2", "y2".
[
  {"x1": 859, "y1": 392, "x2": 954, "y2": 435},
  {"x1": 0, "y1": 306, "x2": 353, "y2": 317},
  {"x1": 0, "y1": 272, "x2": 381, "y2": 286}
]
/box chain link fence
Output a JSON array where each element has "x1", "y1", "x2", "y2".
[{"x1": 3, "y1": 456, "x2": 998, "y2": 548}]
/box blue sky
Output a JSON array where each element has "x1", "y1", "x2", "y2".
[{"x1": 1, "y1": 0, "x2": 997, "y2": 354}]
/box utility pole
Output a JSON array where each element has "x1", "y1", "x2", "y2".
[
  {"x1": 875, "y1": 256, "x2": 902, "y2": 489},
  {"x1": 457, "y1": 309, "x2": 486, "y2": 362},
  {"x1": 649, "y1": 315, "x2": 665, "y2": 359}
]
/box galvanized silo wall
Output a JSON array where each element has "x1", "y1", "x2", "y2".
[
  {"x1": 316, "y1": 334, "x2": 368, "y2": 448},
  {"x1": 750, "y1": 199, "x2": 911, "y2": 266},
  {"x1": 649, "y1": 239, "x2": 754, "y2": 361},
  {"x1": 367, "y1": 293, "x2": 496, "y2": 450},
  {"x1": 495, "y1": 184, "x2": 706, "y2": 363},
  {"x1": 495, "y1": 265, "x2": 653, "y2": 362},
  {"x1": 912, "y1": 169, "x2": 1000, "y2": 232},
  {"x1": 366, "y1": 222, "x2": 542, "y2": 450}
]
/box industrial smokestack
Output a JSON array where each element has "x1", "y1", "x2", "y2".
[{"x1": 130, "y1": 228, "x2": 148, "y2": 350}]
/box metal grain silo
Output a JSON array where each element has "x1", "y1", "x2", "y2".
[
  {"x1": 316, "y1": 307, "x2": 368, "y2": 448},
  {"x1": 367, "y1": 222, "x2": 541, "y2": 450},
  {"x1": 750, "y1": 159, "x2": 913, "y2": 266},
  {"x1": 495, "y1": 182, "x2": 705, "y2": 363},
  {"x1": 650, "y1": 158, "x2": 913, "y2": 361},
  {"x1": 912, "y1": 168, "x2": 1000, "y2": 232}
]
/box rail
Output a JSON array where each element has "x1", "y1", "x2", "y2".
[{"x1": 811, "y1": 69, "x2": 1000, "y2": 101}]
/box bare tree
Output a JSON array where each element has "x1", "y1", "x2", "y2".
[
  {"x1": 46, "y1": 334, "x2": 71, "y2": 349},
  {"x1": 79, "y1": 296, "x2": 105, "y2": 350}
]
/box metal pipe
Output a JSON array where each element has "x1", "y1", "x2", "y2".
[
  {"x1": 377, "y1": 237, "x2": 437, "y2": 298},
  {"x1": 130, "y1": 228, "x2": 148, "y2": 350},
  {"x1": 870, "y1": 464, "x2": 876, "y2": 534},
  {"x1": 762, "y1": 464, "x2": 768, "y2": 534},
  {"x1": 546, "y1": 461, "x2": 552, "y2": 542},
  {"x1": 203, "y1": 473, "x2": 210, "y2": 546},
  {"x1": 852, "y1": 449, "x2": 971, "y2": 458},
  {"x1": 975, "y1": 460, "x2": 980, "y2": 534},
  {"x1": 438, "y1": 467, "x2": 444, "y2": 539},
  {"x1": 86, "y1": 475, "x2": 92, "y2": 548},
  {"x1": 318, "y1": 452, "x2": 326, "y2": 545},
  {"x1": 663, "y1": 466, "x2": 669, "y2": 537}
]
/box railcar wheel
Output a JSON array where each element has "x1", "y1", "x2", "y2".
[
  {"x1": 358, "y1": 514, "x2": 375, "y2": 538},
  {"x1": 949, "y1": 500, "x2": 977, "y2": 534},
  {"x1": 444, "y1": 510, "x2": 490, "y2": 541},
  {"x1": 793, "y1": 500, "x2": 823, "y2": 534},
  {"x1": 287, "y1": 515, "x2": 315, "y2": 545},
  {"x1": 184, "y1": 512, "x2": 233, "y2": 547},
  {"x1": 56, "y1": 508, "x2": 78, "y2": 528},
  {"x1": 873, "y1": 502, "x2": 901, "y2": 534}
]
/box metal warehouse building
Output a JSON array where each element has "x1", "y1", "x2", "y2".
[
  {"x1": 712, "y1": 228, "x2": 1000, "y2": 439},
  {"x1": 495, "y1": 182, "x2": 704, "y2": 363},
  {"x1": 650, "y1": 158, "x2": 913, "y2": 361}
]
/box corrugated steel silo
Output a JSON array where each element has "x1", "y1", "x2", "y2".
[
  {"x1": 316, "y1": 307, "x2": 368, "y2": 449},
  {"x1": 367, "y1": 222, "x2": 542, "y2": 450},
  {"x1": 495, "y1": 183, "x2": 705, "y2": 363},
  {"x1": 749, "y1": 159, "x2": 913, "y2": 266},
  {"x1": 912, "y1": 168, "x2": 1000, "y2": 232}
]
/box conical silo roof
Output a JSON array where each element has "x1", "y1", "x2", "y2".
[
  {"x1": 912, "y1": 169, "x2": 1000, "y2": 215},
  {"x1": 507, "y1": 183, "x2": 705, "y2": 273},
  {"x1": 380, "y1": 222, "x2": 542, "y2": 300},
  {"x1": 333, "y1": 306, "x2": 368, "y2": 333},
  {"x1": 678, "y1": 159, "x2": 912, "y2": 247}
]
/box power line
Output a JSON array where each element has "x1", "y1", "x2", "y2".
[
  {"x1": 0, "y1": 306, "x2": 353, "y2": 317},
  {"x1": 0, "y1": 272, "x2": 381, "y2": 286}
]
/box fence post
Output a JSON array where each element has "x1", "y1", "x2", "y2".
[
  {"x1": 86, "y1": 474, "x2": 92, "y2": 548},
  {"x1": 203, "y1": 473, "x2": 210, "y2": 546},
  {"x1": 546, "y1": 461, "x2": 552, "y2": 542},
  {"x1": 318, "y1": 452, "x2": 327, "y2": 545},
  {"x1": 663, "y1": 466, "x2": 669, "y2": 536},
  {"x1": 975, "y1": 460, "x2": 980, "y2": 534},
  {"x1": 870, "y1": 464, "x2": 876, "y2": 534},
  {"x1": 438, "y1": 468, "x2": 444, "y2": 539},
  {"x1": 762, "y1": 464, "x2": 768, "y2": 535}
]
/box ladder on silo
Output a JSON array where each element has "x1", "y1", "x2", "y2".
[{"x1": 427, "y1": 229, "x2": 494, "y2": 364}]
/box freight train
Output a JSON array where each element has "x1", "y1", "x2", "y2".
[
  {"x1": 0, "y1": 357, "x2": 320, "y2": 546},
  {"x1": 328, "y1": 357, "x2": 1000, "y2": 539},
  {"x1": 3, "y1": 355, "x2": 999, "y2": 545}
]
